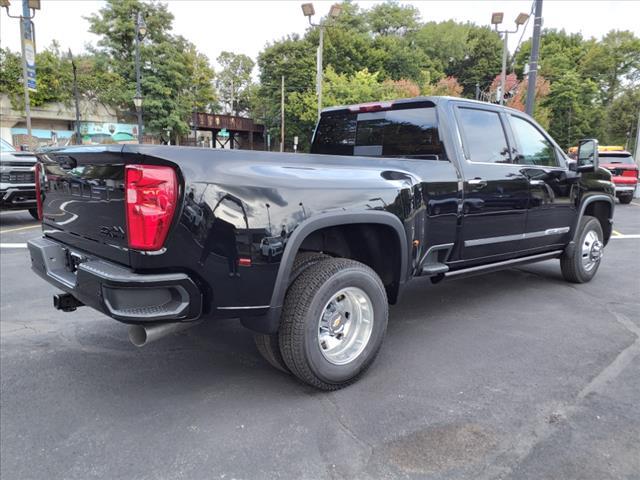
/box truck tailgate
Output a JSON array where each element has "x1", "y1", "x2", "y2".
[{"x1": 39, "y1": 146, "x2": 130, "y2": 266}]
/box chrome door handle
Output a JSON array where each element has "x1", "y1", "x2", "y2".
[
  {"x1": 468, "y1": 178, "x2": 487, "y2": 187},
  {"x1": 529, "y1": 179, "x2": 546, "y2": 186}
]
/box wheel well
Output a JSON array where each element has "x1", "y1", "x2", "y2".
[
  {"x1": 298, "y1": 223, "x2": 403, "y2": 303},
  {"x1": 584, "y1": 201, "x2": 613, "y2": 244}
]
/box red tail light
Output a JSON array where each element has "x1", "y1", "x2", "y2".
[
  {"x1": 622, "y1": 169, "x2": 638, "y2": 178},
  {"x1": 34, "y1": 162, "x2": 43, "y2": 220},
  {"x1": 125, "y1": 164, "x2": 178, "y2": 251}
]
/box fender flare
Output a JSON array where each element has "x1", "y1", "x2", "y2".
[
  {"x1": 566, "y1": 194, "x2": 615, "y2": 255},
  {"x1": 269, "y1": 210, "x2": 409, "y2": 311}
]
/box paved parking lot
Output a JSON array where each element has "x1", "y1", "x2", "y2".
[{"x1": 1, "y1": 204, "x2": 639, "y2": 480}]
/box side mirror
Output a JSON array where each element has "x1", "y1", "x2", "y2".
[
  {"x1": 567, "y1": 159, "x2": 577, "y2": 172},
  {"x1": 576, "y1": 139, "x2": 599, "y2": 173}
]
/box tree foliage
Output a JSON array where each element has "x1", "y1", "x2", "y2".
[
  {"x1": 2, "y1": 0, "x2": 638, "y2": 152},
  {"x1": 86, "y1": 0, "x2": 216, "y2": 139},
  {"x1": 216, "y1": 51, "x2": 254, "y2": 115}
]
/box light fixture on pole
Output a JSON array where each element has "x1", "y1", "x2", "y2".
[
  {"x1": 134, "y1": 12, "x2": 147, "y2": 144},
  {"x1": 491, "y1": 11, "x2": 529, "y2": 105},
  {"x1": 301, "y1": 3, "x2": 341, "y2": 120}
]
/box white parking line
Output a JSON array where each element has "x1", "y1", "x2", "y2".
[
  {"x1": 610, "y1": 234, "x2": 640, "y2": 239},
  {"x1": 0, "y1": 243, "x2": 28, "y2": 248}
]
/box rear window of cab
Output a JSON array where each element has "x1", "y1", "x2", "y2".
[{"x1": 311, "y1": 105, "x2": 446, "y2": 160}]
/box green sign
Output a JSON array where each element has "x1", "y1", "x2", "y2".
[{"x1": 219, "y1": 128, "x2": 229, "y2": 137}]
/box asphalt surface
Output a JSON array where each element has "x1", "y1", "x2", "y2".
[{"x1": 1, "y1": 203, "x2": 639, "y2": 480}]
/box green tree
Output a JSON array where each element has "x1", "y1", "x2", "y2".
[
  {"x1": 86, "y1": 0, "x2": 215, "y2": 140},
  {"x1": 514, "y1": 29, "x2": 589, "y2": 82},
  {"x1": 580, "y1": 30, "x2": 640, "y2": 104},
  {"x1": 447, "y1": 27, "x2": 503, "y2": 96},
  {"x1": 542, "y1": 71, "x2": 599, "y2": 149},
  {"x1": 216, "y1": 51, "x2": 254, "y2": 115},
  {"x1": 603, "y1": 86, "x2": 640, "y2": 146},
  {"x1": 365, "y1": 2, "x2": 420, "y2": 36}
]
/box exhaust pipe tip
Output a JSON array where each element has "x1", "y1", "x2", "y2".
[
  {"x1": 128, "y1": 321, "x2": 199, "y2": 348},
  {"x1": 128, "y1": 325, "x2": 148, "y2": 347}
]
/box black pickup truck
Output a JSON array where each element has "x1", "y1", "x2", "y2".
[{"x1": 28, "y1": 97, "x2": 614, "y2": 390}]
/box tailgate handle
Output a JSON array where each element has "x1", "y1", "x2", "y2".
[{"x1": 58, "y1": 155, "x2": 77, "y2": 170}]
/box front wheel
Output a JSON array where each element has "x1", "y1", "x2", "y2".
[
  {"x1": 560, "y1": 215, "x2": 604, "y2": 283},
  {"x1": 279, "y1": 258, "x2": 388, "y2": 390}
]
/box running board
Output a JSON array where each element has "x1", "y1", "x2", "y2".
[{"x1": 444, "y1": 250, "x2": 563, "y2": 280}]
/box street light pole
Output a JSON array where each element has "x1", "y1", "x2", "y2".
[
  {"x1": 492, "y1": 12, "x2": 529, "y2": 105},
  {"x1": 134, "y1": 12, "x2": 146, "y2": 144},
  {"x1": 499, "y1": 31, "x2": 508, "y2": 105},
  {"x1": 317, "y1": 25, "x2": 324, "y2": 120},
  {"x1": 2, "y1": 1, "x2": 39, "y2": 141},
  {"x1": 301, "y1": 3, "x2": 341, "y2": 120}
]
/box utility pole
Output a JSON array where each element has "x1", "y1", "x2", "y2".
[
  {"x1": 525, "y1": 0, "x2": 543, "y2": 116},
  {"x1": 475, "y1": 82, "x2": 480, "y2": 100},
  {"x1": 280, "y1": 75, "x2": 285, "y2": 152},
  {"x1": 68, "y1": 49, "x2": 82, "y2": 145}
]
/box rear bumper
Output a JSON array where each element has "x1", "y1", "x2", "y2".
[
  {"x1": 0, "y1": 186, "x2": 36, "y2": 209},
  {"x1": 28, "y1": 236, "x2": 202, "y2": 324}
]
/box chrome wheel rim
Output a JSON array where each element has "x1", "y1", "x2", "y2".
[
  {"x1": 581, "y1": 229, "x2": 603, "y2": 272},
  {"x1": 318, "y1": 287, "x2": 374, "y2": 365}
]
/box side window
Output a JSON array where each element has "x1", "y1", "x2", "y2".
[
  {"x1": 457, "y1": 108, "x2": 511, "y2": 163},
  {"x1": 510, "y1": 116, "x2": 559, "y2": 167}
]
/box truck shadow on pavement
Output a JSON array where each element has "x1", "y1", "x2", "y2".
[{"x1": 57, "y1": 260, "x2": 571, "y2": 396}]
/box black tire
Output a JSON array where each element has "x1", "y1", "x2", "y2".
[
  {"x1": 560, "y1": 215, "x2": 604, "y2": 283},
  {"x1": 618, "y1": 194, "x2": 633, "y2": 205},
  {"x1": 253, "y1": 252, "x2": 330, "y2": 374},
  {"x1": 254, "y1": 333, "x2": 289, "y2": 373},
  {"x1": 28, "y1": 208, "x2": 39, "y2": 221},
  {"x1": 279, "y1": 258, "x2": 388, "y2": 390}
]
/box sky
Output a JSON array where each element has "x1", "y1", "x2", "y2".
[{"x1": 1, "y1": 0, "x2": 640, "y2": 73}]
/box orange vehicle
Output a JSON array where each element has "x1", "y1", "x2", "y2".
[{"x1": 569, "y1": 145, "x2": 638, "y2": 204}]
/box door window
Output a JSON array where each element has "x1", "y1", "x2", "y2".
[
  {"x1": 510, "y1": 116, "x2": 559, "y2": 167},
  {"x1": 457, "y1": 108, "x2": 511, "y2": 164}
]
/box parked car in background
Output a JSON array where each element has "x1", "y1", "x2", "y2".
[
  {"x1": 0, "y1": 138, "x2": 39, "y2": 219},
  {"x1": 570, "y1": 145, "x2": 638, "y2": 204}
]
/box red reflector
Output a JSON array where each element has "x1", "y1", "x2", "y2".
[
  {"x1": 34, "y1": 162, "x2": 43, "y2": 220},
  {"x1": 125, "y1": 164, "x2": 177, "y2": 251},
  {"x1": 238, "y1": 257, "x2": 252, "y2": 267},
  {"x1": 622, "y1": 169, "x2": 638, "y2": 178}
]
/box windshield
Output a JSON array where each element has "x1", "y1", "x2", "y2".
[
  {"x1": 0, "y1": 139, "x2": 16, "y2": 153},
  {"x1": 599, "y1": 153, "x2": 635, "y2": 164}
]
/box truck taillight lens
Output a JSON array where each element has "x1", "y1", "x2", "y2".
[
  {"x1": 125, "y1": 164, "x2": 178, "y2": 251},
  {"x1": 622, "y1": 169, "x2": 638, "y2": 179},
  {"x1": 34, "y1": 162, "x2": 43, "y2": 220}
]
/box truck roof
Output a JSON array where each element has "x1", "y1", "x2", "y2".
[{"x1": 321, "y1": 96, "x2": 522, "y2": 115}]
